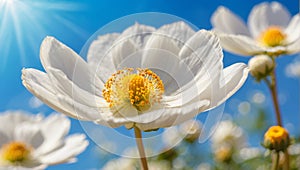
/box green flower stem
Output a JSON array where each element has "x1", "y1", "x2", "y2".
[
  {"x1": 134, "y1": 126, "x2": 149, "y2": 170},
  {"x1": 264, "y1": 57, "x2": 289, "y2": 170},
  {"x1": 269, "y1": 68, "x2": 283, "y2": 126},
  {"x1": 283, "y1": 150, "x2": 290, "y2": 170},
  {"x1": 272, "y1": 151, "x2": 280, "y2": 170}
]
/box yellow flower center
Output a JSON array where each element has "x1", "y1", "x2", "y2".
[
  {"x1": 1, "y1": 142, "x2": 31, "y2": 163},
  {"x1": 259, "y1": 26, "x2": 286, "y2": 47},
  {"x1": 265, "y1": 126, "x2": 288, "y2": 142},
  {"x1": 103, "y1": 68, "x2": 164, "y2": 112}
]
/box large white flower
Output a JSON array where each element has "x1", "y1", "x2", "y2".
[
  {"x1": 211, "y1": 2, "x2": 300, "y2": 56},
  {"x1": 22, "y1": 22, "x2": 248, "y2": 131},
  {"x1": 0, "y1": 111, "x2": 88, "y2": 169}
]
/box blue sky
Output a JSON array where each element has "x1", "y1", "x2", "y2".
[{"x1": 0, "y1": 0, "x2": 299, "y2": 169}]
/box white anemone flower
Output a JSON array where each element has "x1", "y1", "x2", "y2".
[
  {"x1": 0, "y1": 111, "x2": 88, "y2": 170},
  {"x1": 22, "y1": 22, "x2": 248, "y2": 131},
  {"x1": 211, "y1": 2, "x2": 300, "y2": 56}
]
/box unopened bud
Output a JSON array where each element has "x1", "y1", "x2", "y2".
[
  {"x1": 248, "y1": 55, "x2": 274, "y2": 81},
  {"x1": 263, "y1": 126, "x2": 290, "y2": 152}
]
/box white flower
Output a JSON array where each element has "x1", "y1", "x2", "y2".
[
  {"x1": 101, "y1": 158, "x2": 170, "y2": 170},
  {"x1": 101, "y1": 158, "x2": 137, "y2": 170},
  {"x1": 288, "y1": 143, "x2": 300, "y2": 155},
  {"x1": 179, "y1": 119, "x2": 202, "y2": 142},
  {"x1": 211, "y1": 2, "x2": 300, "y2": 56},
  {"x1": 148, "y1": 160, "x2": 171, "y2": 170},
  {"x1": 0, "y1": 111, "x2": 88, "y2": 170},
  {"x1": 238, "y1": 147, "x2": 262, "y2": 161},
  {"x1": 162, "y1": 127, "x2": 181, "y2": 147},
  {"x1": 22, "y1": 22, "x2": 248, "y2": 131},
  {"x1": 210, "y1": 120, "x2": 246, "y2": 150}
]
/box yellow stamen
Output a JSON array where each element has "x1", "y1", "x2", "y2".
[
  {"x1": 259, "y1": 26, "x2": 286, "y2": 47},
  {"x1": 103, "y1": 68, "x2": 164, "y2": 112},
  {"x1": 1, "y1": 142, "x2": 30, "y2": 163}
]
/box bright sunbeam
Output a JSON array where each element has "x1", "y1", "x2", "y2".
[{"x1": 0, "y1": 0, "x2": 87, "y2": 72}]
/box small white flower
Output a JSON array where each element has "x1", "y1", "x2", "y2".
[
  {"x1": 238, "y1": 147, "x2": 262, "y2": 161},
  {"x1": 211, "y1": 2, "x2": 300, "y2": 56},
  {"x1": 162, "y1": 127, "x2": 182, "y2": 147},
  {"x1": 148, "y1": 160, "x2": 171, "y2": 170},
  {"x1": 0, "y1": 111, "x2": 88, "y2": 169},
  {"x1": 210, "y1": 120, "x2": 246, "y2": 150},
  {"x1": 179, "y1": 119, "x2": 202, "y2": 142},
  {"x1": 101, "y1": 158, "x2": 170, "y2": 170},
  {"x1": 22, "y1": 22, "x2": 248, "y2": 131},
  {"x1": 248, "y1": 55, "x2": 274, "y2": 80},
  {"x1": 101, "y1": 158, "x2": 137, "y2": 170},
  {"x1": 288, "y1": 143, "x2": 300, "y2": 155}
]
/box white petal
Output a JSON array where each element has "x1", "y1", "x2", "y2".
[
  {"x1": 21, "y1": 69, "x2": 86, "y2": 120},
  {"x1": 180, "y1": 30, "x2": 223, "y2": 75},
  {"x1": 217, "y1": 34, "x2": 265, "y2": 56},
  {"x1": 0, "y1": 111, "x2": 41, "y2": 141},
  {"x1": 285, "y1": 14, "x2": 300, "y2": 43},
  {"x1": 201, "y1": 63, "x2": 249, "y2": 110},
  {"x1": 111, "y1": 39, "x2": 139, "y2": 70},
  {"x1": 56, "y1": 94, "x2": 110, "y2": 122},
  {"x1": 47, "y1": 67, "x2": 106, "y2": 108},
  {"x1": 40, "y1": 36, "x2": 98, "y2": 93},
  {"x1": 163, "y1": 30, "x2": 223, "y2": 107},
  {"x1": 34, "y1": 114, "x2": 70, "y2": 156},
  {"x1": 287, "y1": 38, "x2": 300, "y2": 54},
  {"x1": 144, "y1": 32, "x2": 180, "y2": 55},
  {"x1": 248, "y1": 2, "x2": 291, "y2": 37},
  {"x1": 141, "y1": 50, "x2": 184, "y2": 95},
  {"x1": 0, "y1": 131, "x2": 8, "y2": 146},
  {"x1": 117, "y1": 23, "x2": 156, "y2": 48},
  {"x1": 87, "y1": 33, "x2": 120, "y2": 65},
  {"x1": 136, "y1": 100, "x2": 210, "y2": 131},
  {"x1": 14, "y1": 123, "x2": 44, "y2": 149},
  {"x1": 39, "y1": 134, "x2": 88, "y2": 165},
  {"x1": 211, "y1": 6, "x2": 250, "y2": 36},
  {"x1": 154, "y1": 21, "x2": 196, "y2": 48},
  {"x1": 87, "y1": 33, "x2": 120, "y2": 82}
]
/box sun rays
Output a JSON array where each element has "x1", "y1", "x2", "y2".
[{"x1": 0, "y1": 0, "x2": 87, "y2": 72}]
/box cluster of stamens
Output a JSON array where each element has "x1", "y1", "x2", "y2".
[
  {"x1": 259, "y1": 26, "x2": 286, "y2": 47},
  {"x1": 103, "y1": 68, "x2": 164, "y2": 112},
  {"x1": 1, "y1": 141, "x2": 30, "y2": 163}
]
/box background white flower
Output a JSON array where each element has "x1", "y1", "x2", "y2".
[
  {"x1": 0, "y1": 110, "x2": 88, "y2": 169},
  {"x1": 22, "y1": 22, "x2": 248, "y2": 131},
  {"x1": 101, "y1": 157, "x2": 171, "y2": 170},
  {"x1": 101, "y1": 158, "x2": 138, "y2": 170},
  {"x1": 210, "y1": 120, "x2": 246, "y2": 150},
  {"x1": 286, "y1": 60, "x2": 300, "y2": 78},
  {"x1": 211, "y1": 1, "x2": 300, "y2": 56},
  {"x1": 210, "y1": 120, "x2": 246, "y2": 163}
]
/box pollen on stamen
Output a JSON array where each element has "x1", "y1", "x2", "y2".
[
  {"x1": 102, "y1": 68, "x2": 164, "y2": 112},
  {"x1": 259, "y1": 26, "x2": 286, "y2": 47}
]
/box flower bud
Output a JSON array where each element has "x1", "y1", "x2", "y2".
[
  {"x1": 248, "y1": 55, "x2": 274, "y2": 81},
  {"x1": 179, "y1": 120, "x2": 202, "y2": 143},
  {"x1": 263, "y1": 126, "x2": 290, "y2": 152}
]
